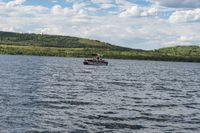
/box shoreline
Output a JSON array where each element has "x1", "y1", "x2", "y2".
[{"x1": 0, "y1": 44, "x2": 200, "y2": 63}]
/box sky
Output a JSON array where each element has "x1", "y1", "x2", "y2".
[{"x1": 0, "y1": 0, "x2": 200, "y2": 49}]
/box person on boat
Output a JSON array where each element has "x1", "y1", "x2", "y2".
[{"x1": 96, "y1": 55, "x2": 100, "y2": 60}]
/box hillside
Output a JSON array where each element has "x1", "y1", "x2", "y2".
[
  {"x1": 0, "y1": 31, "x2": 200, "y2": 62},
  {"x1": 158, "y1": 46, "x2": 200, "y2": 57},
  {"x1": 151, "y1": 45, "x2": 200, "y2": 62},
  {"x1": 0, "y1": 31, "x2": 131, "y2": 51}
]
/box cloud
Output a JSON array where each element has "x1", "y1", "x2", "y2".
[
  {"x1": 119, "y1": 5, "x2": 157, "y2": 17},
  {"x1": 164, "y1": 35, "x2": 200, "y2": 47},
  {"x1": 115, "y1": 0, "x2": 135, "y2": 10},
  {"x1": 178, "y1": 36, "x2": 194, "y2": 42},
  {"x1": 169, "y1": 8, "x2": 200, "y2": 23},
  {"x1": 0, "y1": 0, "x2": 200, "y2": 49},
  {"x1": 51, "y1": 5, "x2": 62, "y2": 14},
  {"x1": 51, "y1": 0, "x2": 59, "y2": 3},
  {"x1": 0, "y1": 0, "x2": 48, "y2": 18},
  {"x1": 151, "y1": 0, "x2": 200, "y2": 8},
  {"x1": 51, "y1": 3, "x2": 89, "y2": 18},
  {"x1": 100, "y1": 3, "x2": 115, "y2": 9},
  {"x1": 90, "y1": 0, "x2": 113, "y2": 4},
  {"x1": 90, "y1": 0, "x2": 116, "y2": 9},
  {"x1": 6, "y1": 0, "x2": 26, "y2": 7},
  {"x1": 65, "y1": 0, "x2": 74, "y2": 3}
]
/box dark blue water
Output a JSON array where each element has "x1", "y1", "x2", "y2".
[{"x1": 0, "y1": 55, "x2": 200, "y2": 133}]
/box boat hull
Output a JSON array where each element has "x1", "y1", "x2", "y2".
[{"x1": 83, "y1": 60, "x2": 108, "y2": 65}]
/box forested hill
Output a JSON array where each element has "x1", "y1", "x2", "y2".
[{"x1": 0, "y1": 31, "x2": 131, "y2": 50}]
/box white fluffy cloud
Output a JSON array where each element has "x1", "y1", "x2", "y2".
[
  {"x1": 6, "y1": 0, "x2": 25, "y2": 7},
  {"x1": 51, "y1": 5, "x2": 75, "y2": 16},
  {"x1": 119, "y1": 6, "x2": 157, "y2": 17},
  {"x1": 178, "y1": 36, "x2": 194, "y2": 42},
  {"x1": 169, "y1": 9, "x2": 200, "y2": 23},
  {"x1": 51, "y1": 2, "x2": 89, "y2": 19},
  {"x1": 151, "y1": 0, "x2": 200, "y2": 8}
]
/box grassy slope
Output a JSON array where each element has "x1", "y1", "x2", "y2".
[
  {"x1": 158, "y1": 46, "x2": 200, "y2": 57},
  {"x1": 0, "y1": 31, "x2": 131, "y2": 50},
  {"x1": 0, "y1": 31, "x2": 200, "y2": 62}
]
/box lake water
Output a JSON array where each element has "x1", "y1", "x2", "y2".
[{"x1": 0, "y1": 55, "x2": 200, "y2": 133}]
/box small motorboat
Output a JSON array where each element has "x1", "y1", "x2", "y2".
[{"x1": 83, "y1": 55, "x2": 108, "y2": 65}]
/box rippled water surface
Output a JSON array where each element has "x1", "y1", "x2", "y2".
[{"x1": 0, "y1": 55, "x2": 200, "y2": 133}]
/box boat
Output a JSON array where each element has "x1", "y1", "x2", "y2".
[{"x1": 83, "y1": 55, "x2": 108, "y2": 65}]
